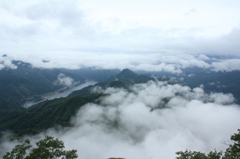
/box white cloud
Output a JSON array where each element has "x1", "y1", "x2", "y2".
[
  {"x1": 198, "y1": 54, "x2": 209, "y2": 60},
  {"x1": 209, "y1": 93, "x2": 235, "y2": 105},
  {"x1": 54, "y1": 73, "x2": 74, "y2": 86},
  {"x1": 0, "y1": 1, "x2": 240, "y2": 73},
  {"x1": 209, "y1": 82, "x2": 215, "y2": 86},
  {"x1": 0, "y1": 0, "x2": 240, "y2": 66},
  {"x1": 0, "y1": 56, "x2": 17, "y2": 70},
  {"x1": 211, "y1": 59, "x2": 240, "y2": 72},
  {"x1": 1, "y1": 81, "x2": 239, "y2": 158},
  {"x1": 188, "y1": 74, "x2": 195, "y2": 77},
  {"x1": 1, "y1": 51, "x2": 239, "y2": 74}
]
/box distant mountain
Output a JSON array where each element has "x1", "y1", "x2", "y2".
[
  {"x1": 106, "y1": 68, "x2": 154, "y2": 84},
  {"x1": 115, "y1": 68, "x2": 138, "y2": 80},
  {"x1": 70, "y1": 69, "x2": 155, "y2": 97},
  {"x1": 0, "y1": 61, "x2": 119, "y2": 110},
  {"x1": 182, "y1": 70, "x2": 240, "y2": 104},
  {"x1": 0, "y1": 69, "x2": 154, "y2": 136},
  {"x1": 0, "y1": 61, "x2": 63, "y2": 109},
  {"x1": 137, "y1": 67, "x2": 240, "y2": 104},
  {"x1": 1, "y1": 68, "x2": 240, "y2": 136}
]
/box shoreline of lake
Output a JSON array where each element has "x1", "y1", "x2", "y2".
[{"x1": 23, "y1": 81, "x2": 97, "y2": 108}]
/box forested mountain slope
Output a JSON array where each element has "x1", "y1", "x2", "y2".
[
  {"x1": 0, "y1": 69, "x2": 153, "y2": 136},
  {"x1": 1, "y1": 68, "x2": 240, "y2": 137},
  {"x1": 0, "y1": 60, "x2": 119, "y2": 109}
]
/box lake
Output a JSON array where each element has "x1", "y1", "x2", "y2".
[{"x1": 23, "y1": 81, "x2": 97, "y2": 108}]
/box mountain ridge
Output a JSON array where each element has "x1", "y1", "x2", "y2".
[
  {"x1": 0, "y1": 63, "x2": 119, "y2": 110},
  {"x1": 0, "y1": 69, "x2": 154, "y2": 136},
  {"x1": 69, "y1": 68, "x2": 155, "y2": 97}
]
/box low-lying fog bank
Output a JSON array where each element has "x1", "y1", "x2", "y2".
[{"x1": 1, "y1": 81, "x2": 240, "y2": 159}]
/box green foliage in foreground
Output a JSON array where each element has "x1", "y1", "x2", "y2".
[
  {"x1": 4, "y1": 129, "x2": 240, "y2": 159},
  {"x1": 3, "y1": 136, "x2": 77, "y2": 159},
  {"x1": 176, "y1": 129, "x2": 240, "y2": 159}
]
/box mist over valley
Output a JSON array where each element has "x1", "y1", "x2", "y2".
[{"x1": 0, "y1": 63, "x2": 240, "y2": 158}]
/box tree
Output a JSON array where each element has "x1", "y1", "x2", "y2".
[
  {"x1": 222, "y1": 129, "x2": 240, "y2": 159},
  {"x1": 176, "y1": 150, "x2": 222, "y2": 159},
  {"x1": 176, "y1": 129, "x2": 240, "y2": 159},
  {"x1": 3, "y1": 136, "x2": 77, "y2": 159}
]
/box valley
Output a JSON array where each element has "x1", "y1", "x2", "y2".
[
  {"x1": 23, "y1": 81, "x2": 97, "y2": 108},
  {"x1": 0, "y1": 63, "x2": 240, "y2": 158}
]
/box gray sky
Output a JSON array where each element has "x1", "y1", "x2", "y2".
[{"x1": 1, "y1": 0, "x2": 240, "y2": 72}]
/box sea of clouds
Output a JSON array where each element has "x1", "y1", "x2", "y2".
[
  {"x1": 1, "y1": 53, "x2": 240, "y2": 74},
  {"x1": 1, "y1": 80, "x2": 239, "y2": 159}
]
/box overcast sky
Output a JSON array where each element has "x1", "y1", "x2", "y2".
[{"x1": 1, "y1": 0, "x2": 240, "y2": 72}]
